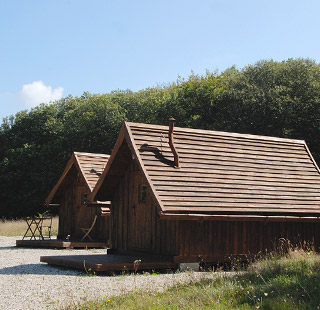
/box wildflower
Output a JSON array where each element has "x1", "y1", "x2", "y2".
[
  {"x1": 264, "y1": 293, "x2": 268, "y2": 296},
  {"x1": 108, "y1": 299, "x2": 111, "y2": 302}
]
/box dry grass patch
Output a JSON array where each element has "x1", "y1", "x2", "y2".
[{"x1": 0, "y1": 216, "x2": 59, "y2": 236}]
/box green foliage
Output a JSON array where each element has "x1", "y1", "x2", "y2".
[
  {"x1": 156, "y1": 71, "x2": 226, "y2": 129},
  {"x1": 1, "y1": 58, "x2": 320, "y2": 217},
  {"x1": 74, "y1": 251, "x2": 320, "y2": 310}
]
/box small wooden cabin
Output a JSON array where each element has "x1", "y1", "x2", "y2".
[
  {"x1": 46, "y1": 152, "x2": 110, "y2": 241},
  {"x1": 90, "y1": 121, "x2": 320, "y2": 263}
]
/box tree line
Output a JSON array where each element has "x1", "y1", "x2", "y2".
[{"x1": 1, "y1": 58, "x2": 320, "y2": 218}]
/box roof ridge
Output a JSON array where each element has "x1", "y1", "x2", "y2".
[{"x1": 125, "y1": 122, "x2": 306, "y2": 145}]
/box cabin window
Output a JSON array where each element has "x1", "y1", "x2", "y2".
[
  {"x1": 81, "y1": 193, "x2": 88, "y2": 205},
  {"x1": 139, "y1": 185, "x2": 147, "y2": 203}
]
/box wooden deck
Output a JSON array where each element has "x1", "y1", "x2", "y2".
[
  {"x1": 40, "y1": 253, "x2": 178, "y2": 272},
  {"x1": 16, "y1": 239, "x2": 108, "y2": 249}
]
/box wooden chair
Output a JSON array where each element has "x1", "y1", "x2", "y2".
[
  {"x1": 39, "y1": 216, "x2": 52, "y2": 239},
  {"x1": 81, "y1": 215, "x2": 97, "y2": 241}
]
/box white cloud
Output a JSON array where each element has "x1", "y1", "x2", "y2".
[{"x1": 19, "y1": 81, "x2": 64, "y2": 108}]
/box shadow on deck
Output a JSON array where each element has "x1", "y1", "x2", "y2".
[
  {"x1": 40, "y1": 253, "x2": 178, "y2": 272},
  {"x1": 16, "y1": 239, "x2": 108, "y2": 249}
]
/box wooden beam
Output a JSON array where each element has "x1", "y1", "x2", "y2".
[
  {"x1": 87, "y1": 201, "x2": 111, "y2": 206},
  {"x1": 159, "y1": 212, "x2": 320, "y2": 222}
]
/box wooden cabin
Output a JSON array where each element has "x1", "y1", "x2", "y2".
[
  {"x1": 46, "y1": 152, "x2": 110, "y2": 241},
  {"x1": 90, "y1": 121, "x2": 320, "y2": 263}
]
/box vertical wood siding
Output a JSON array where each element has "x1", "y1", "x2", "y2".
[{"x1": 57, "y1": 166, "x2": 109, "y2": 241}]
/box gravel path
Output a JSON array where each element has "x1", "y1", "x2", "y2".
[{"x1": 0, "y1": 237, "x2": 221, "y2": 310}]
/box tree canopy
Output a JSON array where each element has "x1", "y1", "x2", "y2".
[{"x1": 1, "y1": 58, "x2": 320, "y2": 218}]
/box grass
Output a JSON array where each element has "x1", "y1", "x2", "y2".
[
  {"x1": 74, "y1": 250, "x2": 320, "y2": 310},
  {"x1": 0, "y1": 216, "x2": 59, "y2": 236}
]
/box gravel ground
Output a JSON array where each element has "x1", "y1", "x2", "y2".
[{"x1": 0, "y1": 237, "x2": 222, "y2": 310}]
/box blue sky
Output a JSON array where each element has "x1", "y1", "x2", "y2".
[{"x1": 1, "y1": 0, "x2": 320, "y2": 120}]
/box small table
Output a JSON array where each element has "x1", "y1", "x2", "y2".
[{"x1": 22, "y1": 216, "x2": 52, "y2": 240}]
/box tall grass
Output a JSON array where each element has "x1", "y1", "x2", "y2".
[
  {"x1": 0, "y1": 216, "x2": 59, "y2": 236},
  {"x1": 75, "y1": 250, "x2": 320, "y2": 310}
]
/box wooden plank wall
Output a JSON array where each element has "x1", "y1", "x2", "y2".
[
  {"x1": 96, "y1": 215, "x2": 110, "y2": 241},
  {"x1": 157, "y1": 220, "x2": 320, "y2": 261},
  {"x1": 111, "y1": 158, "x2": 155, "y2": 251},
  {"x1": 57, "y1": 167, "x2": 75, "y2": 239},
  {"x1": 57, "y1": 165, "x2": 109, "y2": 241}
]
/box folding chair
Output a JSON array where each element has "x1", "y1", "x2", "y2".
[
  {"x1": 81, "y1": 215, "x2": 97, "y2": 241},
  {"x1": 39, "y1": 216, "x2": 52, "y2": 239}
]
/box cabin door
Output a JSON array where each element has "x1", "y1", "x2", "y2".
[
  {"x1": 73, "y1": 184, "x2": 91, "y2": 238},
  {"x1": 129, "y1": 173, "x2": 152, "y2": 250},
  {"x1": 59, "y1": 182, "x2": 74, "y2": 238}
]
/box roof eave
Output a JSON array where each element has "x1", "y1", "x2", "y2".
[
  {"x1": 45, "y1": 153, "x2": 76, "y2": 206},
  {"x1": 159, "y1": 212, "x2": 320, "y2": 222}
]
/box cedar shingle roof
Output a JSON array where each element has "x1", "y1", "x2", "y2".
[
  {"x1": 74, "y1": 152, "x2": 110, "y2": 191},
  {"x1": 45, "y1": 152, "x2": 109, "y2": 205},
  {"x1": 91, "y1": 122, "x2": 320, "y2": 218}
]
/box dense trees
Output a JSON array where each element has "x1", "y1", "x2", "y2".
[{"x1": 1, "y1": 58, "x2": 320, "y2": 218}]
